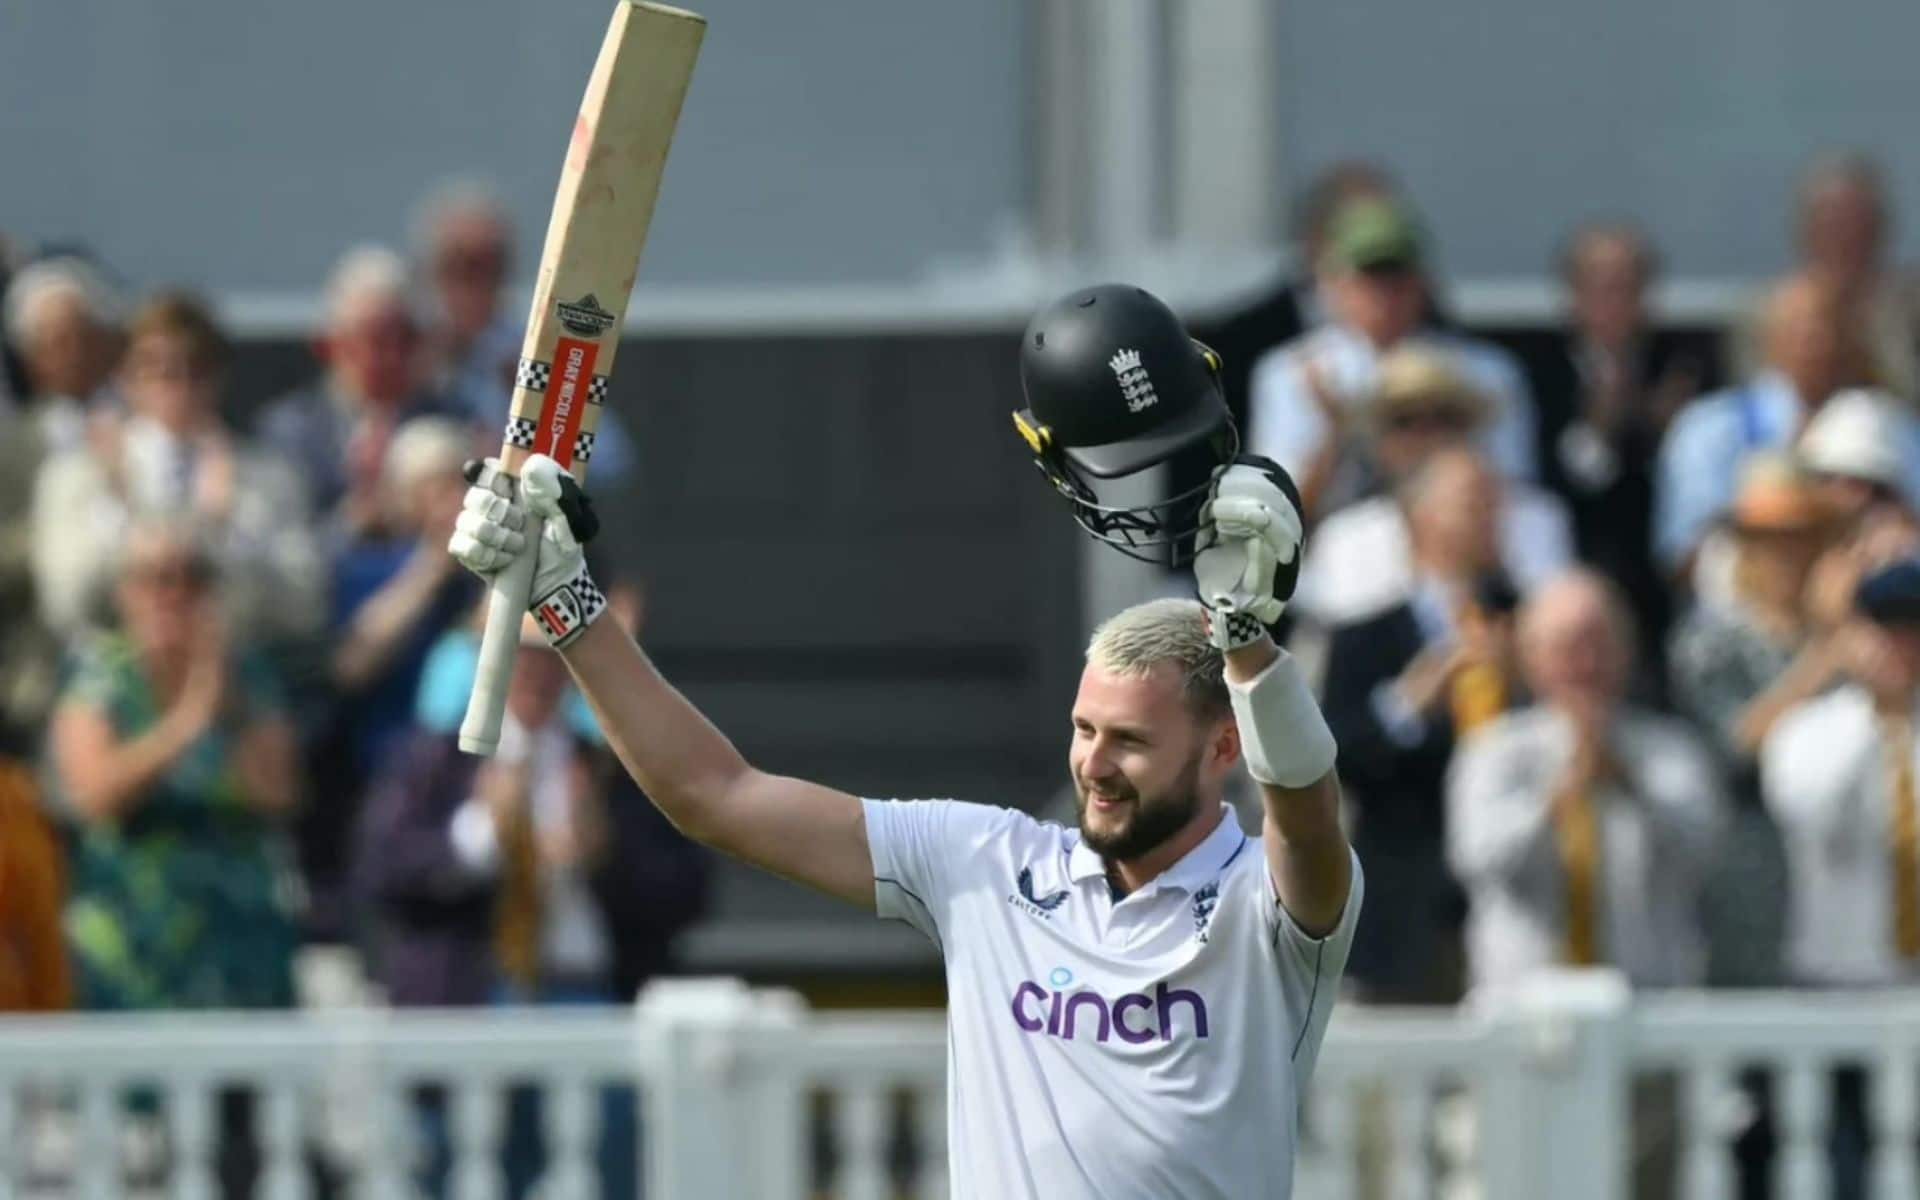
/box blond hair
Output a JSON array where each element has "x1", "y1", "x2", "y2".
[{"x1": 1086, "y1": 598, "x2": 1228, "y2": 719}]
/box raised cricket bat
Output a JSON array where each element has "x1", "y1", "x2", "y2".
[{"x1": 459, "y1": 1, "x2": 705, "y2": 754}]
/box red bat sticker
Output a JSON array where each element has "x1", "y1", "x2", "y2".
[{"x1": 535, "y1": 336, "x2": 601, "y2": 469}]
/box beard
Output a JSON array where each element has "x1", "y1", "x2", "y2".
[{"x1": 1074, "y1": 750, "x2": 1206, "y2": 863}]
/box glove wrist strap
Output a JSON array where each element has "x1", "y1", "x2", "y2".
[
  {"x1": 1206, "y1": 605, "x2": 1271, "y2": 652},
  {"x1": 529, "y1": 560, "x2": 606, "y2": 649}
]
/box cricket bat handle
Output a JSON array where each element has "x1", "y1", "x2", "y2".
[{"x1": 459, "y1": 520, "x2": 543, "y2": 755}]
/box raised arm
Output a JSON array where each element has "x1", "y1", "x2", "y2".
[
  {"x1": 559, "y1": 618, "x2": 874, "y2": 908},
  {"x1": 1196, "y1": 458, "x2": 1354, "y2": 936},
  {"x1": 448, "y1": 455, "x2": 875, "y2": 909},
  {"x1": 1225, "y1": 637, "x2": 1351, "y2": 936}
]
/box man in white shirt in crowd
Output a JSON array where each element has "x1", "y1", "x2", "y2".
[
  {"x1": 448, "y1": 287, "x2": 1361, "y2": 1198},
  {"x1": 1656, "y1": 276, "x2": 1920, "y2": 584},
  {"x1": 1245, "y1": 198, "x2": 1537, "y2": 520},
  {"x1": 1448, "y1": 569, "x2": 1728, "y2": 992},
  {"x1": 1759, "y1": 555, "x2": 1920, "y2": 1200},
  {"x1": 1763, "y1": 557, "x2": 1920, "y2": 986}
]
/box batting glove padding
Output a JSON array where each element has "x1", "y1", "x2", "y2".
[
  {"x1": 449, "y1": 455, "x2": 605, "y2": 648},
  {"x1": 1194, "y1": 456, "x2": 1305, "y2": 651}
]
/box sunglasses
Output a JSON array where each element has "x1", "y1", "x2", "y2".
[{"x1": 127, "y1": 560, "x2": 213, "y2": 590}]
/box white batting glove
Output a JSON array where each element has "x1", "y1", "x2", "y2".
[
  {"x1": 448, "y1": 454, "x2": 606, "y2": 647},
  {"x1": 1194, "y1": 457, "x2": 1305, "y2": 651}
]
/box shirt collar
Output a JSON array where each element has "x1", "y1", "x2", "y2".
[
  {"x1": 1751, "y1": 369, "x2": 1807, "y2": 425},
  {"x1": 1407, "y1": 574, "x2": 1461, "y2": 643},
  {"x1": 1066, "y1": 804, "x2": 1248, "y2": 897}
]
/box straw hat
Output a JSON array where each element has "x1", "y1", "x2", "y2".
[
  {"x1": 1724, "y1": 451, "x2": 1839, "y2": 535},
  {"x1": 1370, "y1": 346, "x2": 1491, "y2": 430}
]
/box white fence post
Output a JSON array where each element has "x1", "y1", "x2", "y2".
[
  {"x1": 1474, "y1": 969, "x2": 1633, "y2": 1200},
  {"x1": 634, "y1": 977, "x2": 809, "y2": 1200}
]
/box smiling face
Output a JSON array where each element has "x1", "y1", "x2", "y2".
[{"x1": 1068, "y1": 660, "x2": 1236, "y2": 863}]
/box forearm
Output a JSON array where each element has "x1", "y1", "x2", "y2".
[
  {"x1": 1228, "y1": 639, "x2": 1339, "y2": 848},
  {"x1": 59, "y1": 710, "x2": 199, "y2": 822},
  {"x1": 332, "y1": 554, "x2": 450, "y2": 690},
  {"x1": 1733, "y1": 640, "x2": 1839, "y2": 754},
  {"x1": 1228, "y1": 638, "x2": 1352, "y2": 935},
  {"x1": 559, "y1": 618, "x2": 753, "y2": 842}
]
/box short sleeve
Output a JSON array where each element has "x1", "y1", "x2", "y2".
[
  {"x1": 413, "y1": 632, "x2": 481, "y2": 733},
  {"x1": 1262, "y1": 848, "x2": 1364, "y2": 1085},
  {"x1": 862, "y1": 798, "x2": 1020, "y2": 947}
]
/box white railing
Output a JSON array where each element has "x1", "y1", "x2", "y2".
[{"x1": 7, "y1": 971, "x2": 1920, "y2": 1198}]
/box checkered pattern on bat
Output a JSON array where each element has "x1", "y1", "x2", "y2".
[
  {"x1": 504, "y1": 417, "x2": 537, "y2": 449},
  {"x1": 515, "y1": 358, "x2": 550, "y2": 392},
  {"x1": 572, "y1": 430, "x2": 596, "y2": 464},
  {"x1": 514, "y1": 357, "x2": 607, "y2": 405}
]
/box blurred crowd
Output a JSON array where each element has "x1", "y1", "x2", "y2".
[
  {"x1": 0, "y1": 180, "x2": 710, "y2": 1048},
  {"x1": 12, "y1": 145, "x2": 1920, "y2": 1050},
  {"x1": 1209, "y1": 151, "x2": 1920, "y2": 1020}
]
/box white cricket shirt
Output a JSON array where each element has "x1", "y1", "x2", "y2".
[{"x1": 864, "y1": 798, "x2": 1363, "y2": 1199}]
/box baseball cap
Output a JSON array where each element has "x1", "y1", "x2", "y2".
[
  {"x1": 1799, "y1": 389, "x2": 1908, "y2": 489},
  {"x1": 1856, "y1": 557, "x2": 1920, "y2": 625},
  {"x1": 1324, "y1": 199, "x2": 1424, "y2": 273}
]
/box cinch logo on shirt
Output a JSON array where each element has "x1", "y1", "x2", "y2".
[{"x1": 1010, "y1": 968, "x2": 1211, "y2": 1044}]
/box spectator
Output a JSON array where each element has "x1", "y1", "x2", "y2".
[
  {"x1": 413, "y1": 179, "x2": 521, "y2": 424},
  {"x1": 358, "y1": 603, "x2": 708, "y2": 1006},
  {"x1": 0, "y1": 258, "x2": 126, "y2": 747},
  {"x1": 1202, "y1": 162, "x2": 1403, "y2": 407},
  {"x1": 1668, "y1": 455, "x2": 1849, "y2": 988},
  {"x1": 1290, "y1": 348, "x2": 1573, "y2": 629},
  {"x1": 1448, "y1": 570, "x2": 1727, "y2": 991},
  {"x1": 1760, "y1": 554, "x2": 1920, "y2": 1200},
  {"x1": 1763, "y1": 556, "x2": 1920, "y2": 987},
  {"x1": 358, "y1": 609, "x2": 708, "y2": 1200},
  {"x1": 1736, "y1": 152, "x2": 1917, "y2": 399},
  {"x1": 1527, "y1": 222, "x2": 1718, "y2": 670},
  {"x1": 1319, "y1": 448, "x2": 1526, "y2": 1003},
  {"x1": 301, "y1": 417, "x2": 477, "y2": 939},
  {"x1": 1246, "y1": 198, "x2": 1536, "y2": 519},
  {"x1": 1656, "y1": 275, "x2": 1920, "y2": 583},
  {"x1": 0, "y1": 755, "x2": 69, "y2": 1011},
  {"x1": 256, "y1": 245, "x2": 462, "y2": 530},
  {"x1": 1669, "y1": 454, "x2": 1846, "y2": 770},
  {"x1": 30, "y1": 291, "x2": 324, "y2": 649},
  {"x1": 410, "y1": 180, "x2": 638, "y2": 489},
  {"x1": 1, "y1": 255, "x2": 124, "y2": 455},
  {"x1": 47, "y1": 517, "x2": 300, "y2": 1009}
]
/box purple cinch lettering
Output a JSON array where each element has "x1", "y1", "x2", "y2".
[
  {"x1": 1112, "y1": 993, "x2": 1155, "y2": 1044},
  {"x1": 1011, "y1": 982, "x2": 1047, "y2": 1032},
  {"x1": 1062, "y1": 992, "x2": 1112, "y2": 1043},
  {"x1": 1045, "y1": 989, "x2": 1063, "y2": 1036},
  {"x1": 1155, "y1": 981, "x2": 1209, "y2": 1040}
]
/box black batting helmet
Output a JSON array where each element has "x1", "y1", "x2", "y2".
[{"x1": 1012, "y1": 284, "x2": 1238, "y2": 563}]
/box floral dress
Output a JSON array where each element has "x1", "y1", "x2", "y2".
[{"x1": 60, "y1": 635, "x2": 299, "y2": 1010}]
